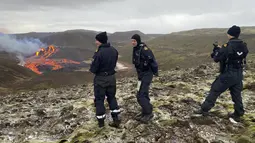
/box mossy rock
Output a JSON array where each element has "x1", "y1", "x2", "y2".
[
  {"x1": 70, "y1": 131, "x2": 95, "y2": 143},
  {"x1": 243, "y1": 113, "x2": 255, "y2": 123},
  {"x1": 73, "y1": 100, "x2": 94, "y2": 109},
  {"x1": 218, "y1": 102, "x2": 234, "y2": 111},
  {"x1": 191, "y1": 116, "x2": 215, "y2": 125},
  {"x1": 247, "y1": 125, "x2": 255, "y2": 139},
  {"x1": 244, "y1": 81, "x2": 255, "y2": 91},
  {"x1": 158, "y1": 118, "x2": 178, "y2": 126},
  {"x1": 152, "y1": 100, "x2": 171, "y2": 108},
  {"x1": 151, "y1": 100, "x2": 164, "y2": 108},
  {"x1": 235, "y1": 114, "x2": 255, "y2": 142},
  {"x1": 23, "y1": 140, "x2": 58, "y2": 143},
  {"x1": 236, "y1": 135, "x2": 253, "y2": 143}
]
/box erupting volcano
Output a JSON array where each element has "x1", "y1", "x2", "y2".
[{"x1": 24, "y1": 45, "x2": 82, "y2": 74}]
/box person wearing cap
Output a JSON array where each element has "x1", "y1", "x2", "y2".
[
  {"x1": 194, "y1": 25, "x2": 249, "y2": 123},
  {"x1": 131, "y1": 34, "x2": 158, "y2": 124},
  {"x1": 90, "y1": 31, "x2": 121, "y2": 128}
]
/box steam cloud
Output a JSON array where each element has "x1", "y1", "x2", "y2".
[
  {"x1": 0, "y1": 34, "x2": 46, "y2": 56},
  {"x1": 0, "y1": 33, "x2": 46, "y2": 65}
]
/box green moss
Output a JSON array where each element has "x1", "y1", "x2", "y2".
[
  {"x1": 248, "y1": 125, "x2": 255, "y2": 136},
  {"x1": 23, "y1": 140, "x2": 57, "y2": 143},
  {"x1": 164, "y1": 82, "x2": 176, "y2": 87},
  {"x1": 181, "y1": 93, "x2": 202, "y2": 103},
  {"x1": 70, "y1": 131, "x2": 95, "y2": 143},
  {"x1": 244, "y1": 122, "x2": 255, "y2": 139},
  {"x1": 73, "y1": 100, "x2": 94, "y2": 109},
  {"x1": 226, "y1": 104, "x2": 234, "y2": 111},
  {"x1": 151, "y1": 101, "x2": 162, "y2": 108},
  {"x1": 234, "y1": 113, "x2": 255, "y2": 142},
  {"x1": 236, "y1": 135, "x2": 253, "y2": 143},
  {"x1": 218, "y1": 102, "x2": 234, "y2": 111},
  {"x1": 158, "y1": 118, "x2": 178, "y2": 126},
  {"x1": 153, "y1": 108, "x2": 161, "y2": 114},
  {"x1": 197, "y1": 93, "x2": 205, "y2": 98},
  {"x1": 32, "y1": 82, "x2": 54, "y2": 90},
  {"x1": 243, "y1": 113, "x2": 255, "y2": 125},
  {"x1": 152, "y1": 100, "x2": 170, "y2": 108},
  {"x1": 61, "y1": 120, "x2": 100, "y2": 143}
]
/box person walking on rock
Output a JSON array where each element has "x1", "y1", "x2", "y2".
[
  {"x1": 131, "y1": 34, "x2": 159, "y2": 123},
  {"x1": 90, "y1": 31, "x2": 121, "y2": 128},
  {"x1": 194, "y1": 25, "x2": 249, "y2": 123}
]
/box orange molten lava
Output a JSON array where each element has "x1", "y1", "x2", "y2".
[{"x1": 24, "y1": 45, "x2": 80, "y2": 74}]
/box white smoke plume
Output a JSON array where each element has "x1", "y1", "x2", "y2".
[{"x1": 0, "y1": 33, "x2": 46, "y2": 65}]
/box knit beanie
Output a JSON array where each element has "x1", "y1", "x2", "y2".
[
  {"x1": 227, "y1": 25, "x2": 241, "y2": 38},
  {"x1": 95, "y1": 31, "x2": 108, "y2": 44}
]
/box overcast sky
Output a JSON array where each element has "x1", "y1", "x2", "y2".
[{"x1": 0, "y1": 0, "x2": 254, "y2": 34}]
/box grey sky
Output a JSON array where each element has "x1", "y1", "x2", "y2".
[{"x1": 0, "y1": 0, "x2": 254, "y2": 34}]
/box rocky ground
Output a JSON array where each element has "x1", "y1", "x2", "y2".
[{"x1": 0, "y1": 62, "x2": 255, "y2": 143}]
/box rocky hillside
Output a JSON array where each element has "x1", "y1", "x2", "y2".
[
  {"x1": 0, "y1": 61, "x2": 255, "y2": 143},
  {"x1": 0, "y1": 52, "x2": 36, "y2": 92}
]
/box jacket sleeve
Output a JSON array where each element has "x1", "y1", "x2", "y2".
[
  {"x1": 89, "y1": 52, "x2": 100, "y2": 74},
  {"x1": 213, "y1": 45, "x2": 228, "y2": 63},
  {"x1": 142, "y1": 47, "x2": 158, "y2": 75}
]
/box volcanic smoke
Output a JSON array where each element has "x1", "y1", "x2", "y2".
[{"x1": 0, "y1": 33, "x2": 46, "y2": 64}]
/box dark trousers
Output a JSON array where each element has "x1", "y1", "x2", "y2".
[
  {"x1": 94, "y1": 75, "x2": 120, "y2": 120},
  {"x1": 137, "y1": 72, "x2": 153, "y2": 115},
  {"x1": 201, "y1": 70, "x2": 244, "y2": 116}
]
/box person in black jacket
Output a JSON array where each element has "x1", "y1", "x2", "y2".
[
  {"x1": 194, "y1": 25, "x2": 249, "y2": 123},
  {"x1": 90, "y1": 31, "x2": 121, "y2": 128},
  {"x1": 131, "y1": 34, "x2": 159, "y2": 124}
]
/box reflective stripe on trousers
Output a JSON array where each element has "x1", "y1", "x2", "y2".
[
  {"x1": 110, "y1": 109, "x2": 120, "y2": 113},
  {"x1": 96, "y1": 114, "x2": 106, "y2": 119}
]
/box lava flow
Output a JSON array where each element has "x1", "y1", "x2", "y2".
[{"x1": 24, "y1": 45, "x2": 81, "y2": 74}]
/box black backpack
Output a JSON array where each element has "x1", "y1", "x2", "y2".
[{"x1": 225, "y1": 39, "x2": 248, "y2": 69}]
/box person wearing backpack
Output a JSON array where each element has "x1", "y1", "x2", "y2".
[
  {"x1": 131, "y1": 34, "x2": 159, "y2": 124},
  {"x1": 194, "y1": 25, "x2": 249, "y2": 123}
]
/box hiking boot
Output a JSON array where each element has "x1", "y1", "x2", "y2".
[
  {"x1": 98, "y1": 119, "x2": 105, "y2": 128},
  {"x1": 140, "y1": 113, "x2": 154, "y2": 124},
  {"x1": 193, "y1": 109, "x2": 209, "y2": 116},
  {"x1": 134, "y1": 113, "x2": 144, "y2": 121},
  {"x1": 109, "y1": 119, "x2": 121, "y2": 128},
  {"x1": 228, "y1": 113, "x2": 241, "y2": 124}
]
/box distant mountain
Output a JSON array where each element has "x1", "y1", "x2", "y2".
[
  {"x1": 171, "y1": 26, "x2": 255, "y2": 36},
  {"x1": 40, "y1": 30, "x2": 96, "y2": 47},
  {"x1": 108, "y1": 30, "x2": 160, "y2": 43},
  {"x1": 63, "y1": 29, "x2": 100, "y2": 34},
  {"x1": 12, "y1": 29, "x2": 163, "y2": 44},
  {"x1": 147, "y1": 34, "x2": 164, "y2": 38},
  {"x1": 8, "y1": 27, "x2": 255, "y2": 70},
  {"x1": 9, "y1": 29, "x2": 163, "y2": 61},
  {"x1": 39, "y1": 30, "x2": 99, "y2": 61},
  {"x1": 13, "y1": 32, "x2": 53, "y2": 39}
]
